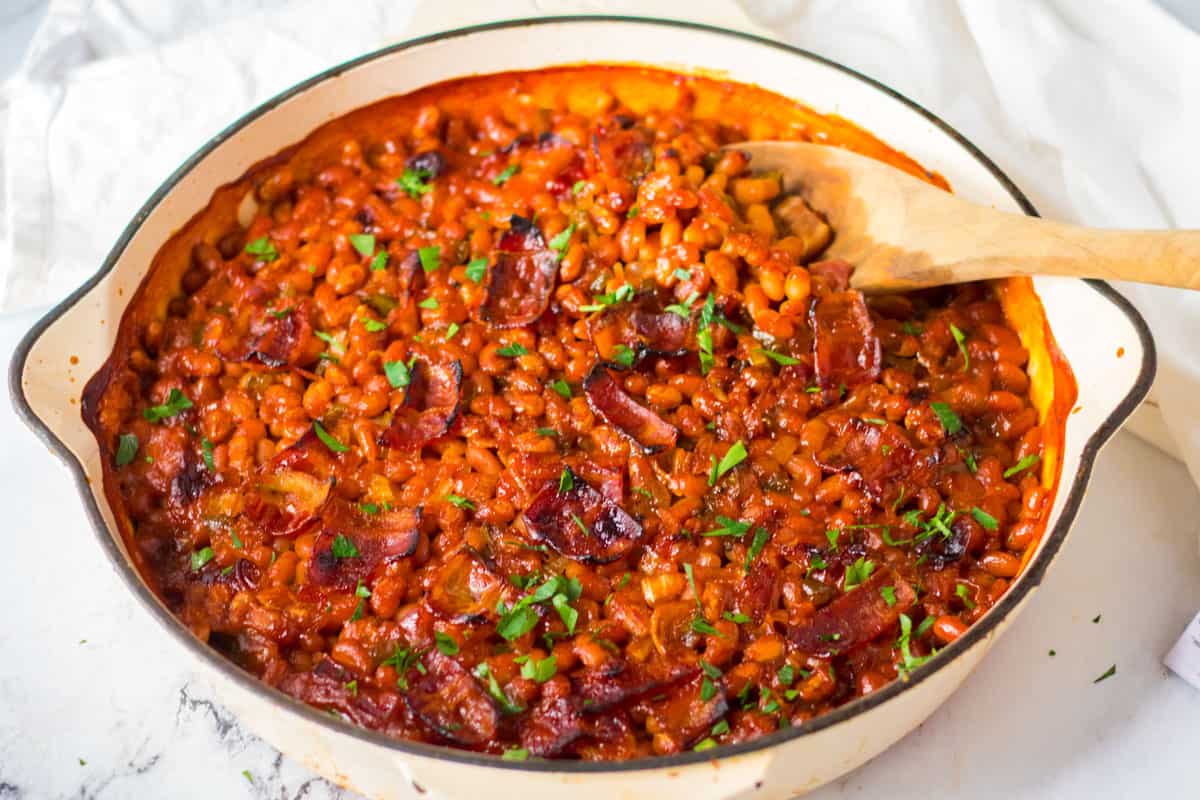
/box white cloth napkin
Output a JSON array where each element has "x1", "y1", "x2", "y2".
[{"x1": 2, "y1": 0, "x2": 1198, "y2": 682}]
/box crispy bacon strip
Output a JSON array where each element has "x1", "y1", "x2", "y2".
[
  {"x1": 642, "y1": 674, "x2": 729, "y2": 747},
  {"x1": 306, "y1": 501, "x2": 421, "y2": 591},
  {"x1": 279, "y1": 658, "x2": 403, "y2": 730},
  {"x1": 426, "y1": 551, "x2": 509, "y2": 622},
  {"x1": 520, "y1": 696, "x2": 585, "y2": 757},
  {"x1": 406, "y1": 652, "x2": 500, "y2": 746},
  {"x1": 523, "y1": 467, "x2": 643, "y2": 564},
  {"x1": 584, "y1": 364, "x2": 678, "y2": 453},
  {"x1": 588, "y1": 119, "x2": 654, "y2": 184},
  {"x1": 475, "y1": 217, "x2": 558, "y2": 329},
  {"x1": 788, "y1": 567, "x2": 916, "y2": 656},
  {"x1": 814, "y1": 417, "x2": 924, "y2": 501},
  {"x1": 811, "y1": 290, "x2": 882, "y2": 391},
  {"x1": 588, "y1": 292, "x2": 691, "y2": 359},
  {"x1": 379, "y1": 360, "x2": 462, "y2": 449},
  {"x1": 573, "y1": 659, "x2": 694, "y2": 712},
  {"x1": 240, "y1": 304, "x2": 314, "y2": 368}
]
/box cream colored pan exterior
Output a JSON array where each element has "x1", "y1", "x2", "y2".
[{"x1": 12, "y1": 17, "x2": 1154, "y2": 800}]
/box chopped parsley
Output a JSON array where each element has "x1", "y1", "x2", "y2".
[
  {"x1": 548, "y1": 223, "x2": 575, "y2": 258},
  {"x1": 708, "y1": 440, "x2": 748, "y2": 486},
  {"x1": 694, "y1": 738, "x2": 717, "y2": 752},
  {"x1": 417, "y1": 296, "x2": 439, "y2": 310},
  {"x1": 1004, "y1": 453, "x2": 1041, "y2": 479},
  {"x1": 330, "y1": 534, "x2": 359, "y2": 559},
  {"x1": 381, "y1": 645, "x2": 426, "y2": 689},
  {"x1": 383, "y1": 359, "x2": 411, "y2": 389},
  {"x1": 673, "y1": 268, "x2": 692, "y2": 281},
  {"x1": 535, "y1": 427, "x2": 557, "y2": 437},
  {"x1": 558, "y1": 467, "x2": 574, "y2": 494},
  {"x1": 723, "y1": 611, "x2": 751, "y2": 624},
  {"x1": 664, "y1": 292, "x2": 700, "y2": 319},
  {"x1": 198, "y1": 438, "x2": 214, "y2": 470},
  {"x1": 843, "y1": 557, "x2": 876, "y2": 592},
  {"x1": 930, "y1": 402, "x2": 962, "y2": 435},
  {"x1": 550, "y1": 379, "x2": 572, "y2": 399},
  {"x1": 348, "y1": 233, "x2": 375, "y2": 257},
  {"x1": 496, "y1": 342, "x2": 529, "y2": 358},
  {"x1": 1093, "y1": 664, "x2": 1117, "y2": 684},
  {"x1": 115, "y1": 433, "x2": 139, "y2": 466},
  {"x1": 465, "y1": 257, "x2": 488, "y2": 283},
  {"x1": 502, "y1": 747, "x2": 529, "y2": 761},
  {"x1": 611, "y1": 344, "x2": 636, "y2": 368},
  {"x1": 572, "y1": 180, "x2": 586, "y2": 195},
  {"x1": 949, "y1": 323, "x2": 969, "y2": 371},
  {"x1": 434, "y1": 631, "x2": 460, "y2": 656},
  {"x1": 579, "y1": 283, "x2": 635, "y2": 313},
  {"x1": 313, "y1": 420, "x2": 349, "y2": 453},
  {"x1": 756, "y1": 348, "x2": 801, "y2": 366},
  {"x1": 447, "y1": 494, "x2": 475, "y2": 511},
  {"x1": 971, "y1": 506, "x2": 999, "y2": 531},
  {"x1": 418, "y1": 245, "x2": 441, "y2": 273},
  {"x1": 143, "y1": 389, "x2": 193, "y2": 422},
  {"x1": 880, "y1": 585, "x2": 898, "y2": 607},
  {"x1": 190, "y1": 547, "x2": 215, "y2": 571},
  {"x1": 495, "y1": 575, "x2": 582, "y2": 642},
  {"x1": 244, "y1": 236, "x2": 278, "y2": 262},
  {"x1": 701, "y1": 516, "x2": 752, "y2": 537},
  {"x1": 492, "y1": 163, "x2": 519, "y2": 185},
  {"x1": 445, "y1": 322, "x2": 460, "y2": 340},
  {"x1": 743, "y1": 527, "x2": 770, "y2": 572},
  {"x1": 697, "y1": 293, "x2": 717, "y2": 374},
  {"x1": 896, "y1": 613, "x2": 933, "y2": 674},
  {"x1": 520, "y1": 654, "x2": 557, "y2": 683},
  {"x1": 362, "y1": 317, "x2": 388, "y2": 332},
  {"x1": 474, "y1": 662, "x2": 524, "y2": 713},
  {"x1": 683, "y1": 563, "x2": 702, "y2": 612},
  {"x1": 370, "y1": 250, "x2": 388, "y2": 271},
  {"x1": 397, "y1": 167, "x2": 434, "y2": 197},
  {"x1": 691, "y1": 617, "x2": 723, "y2": 637},
  {"x1": 956, "y1": 583, "x2": 976, "y2": 610}
]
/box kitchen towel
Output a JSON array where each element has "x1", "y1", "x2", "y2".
[{"x1": 2, "y1": 0, "x2": 1198, "y2": 684}]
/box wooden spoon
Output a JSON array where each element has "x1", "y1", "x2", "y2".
[{"x1": 735, "y1": 140, "x2": 1200, "y2": 292}]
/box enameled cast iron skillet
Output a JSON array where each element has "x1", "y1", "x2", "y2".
[{"x1": 11, "y1": 17, "x2": 1154, "y2": 800}]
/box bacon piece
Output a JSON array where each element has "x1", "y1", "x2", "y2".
[
  {"x1": 279, "y1": 658, "x2": 402, "y2": 730},
  {"x1": 811, "y1": 290, "x2": 881, "y2": 391},
  {"x1": 573, "y1": 659, "x2": 694, "y2": 712},
  {"x1": 523, "y1": 467, "x2": 644, "y2": 564},
  {"x1": 813, "y1": 417, "x2": 922, "y2": 501},
  {"x1": 194, "y1": 557, "x2": 261, "y2": 593},
  {"x1": 809, "y1": 259, "x2": 853, "y2": 292},
  {"x1": 379, "y1": 360, "x2": 462, "y2": 449},
  {"x1": 170, "y1": 448, "x2": 213, "y2": 505},
  {"x1": 497, "y1": 214, "x2": 546, "y2": 252},
  {"x1": 788, "y1": 568, "x2": 916, "y2": 656},
  {"x1": 775, "y1": 198, "x2": 833, "y2": 262},
  {"x1": 405, "y1": 150, "x2": 445, "y2": 179},
  {"x1": 520, "y1": 696, "x2": 585, "y2": 757},
  {"x1": 588, "y1": 122, "x2": 654, "y2": 184},
  {"x1": 406, "y1": 652, "x2": 499, "y2": 746},
  {"x1": 426, "y1": 551, "x2": 509, "y2": 622},
  {"x1": 641, "y1": 674, "x2": 729, "y2": 747},
  {"x1": 306, "y1": 501, "x2": 421, "y2": 591},
  {"x1": 584, "y1": 364, "x2": 678, "y2": 453},
  {"x1": 588, "y1": 292, "x2": 690, "y2": 359},
  {"x1": 246, "y1": 430, "x2": 334, "y2": 536},
  {"x1": 242, "y1": 305, "x2": 313, "y2": 368},
  {"x1": 734, "y1": 562, "x2": 780, "y2": 625}
]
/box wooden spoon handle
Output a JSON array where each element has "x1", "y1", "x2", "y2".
[{"x1": 862, "y1": 200, "x2": 1200, "y2": 290}]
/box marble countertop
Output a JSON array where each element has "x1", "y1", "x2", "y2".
[{"x1": 3, "y1": 297, "x2": 1199, "y2": 800}]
